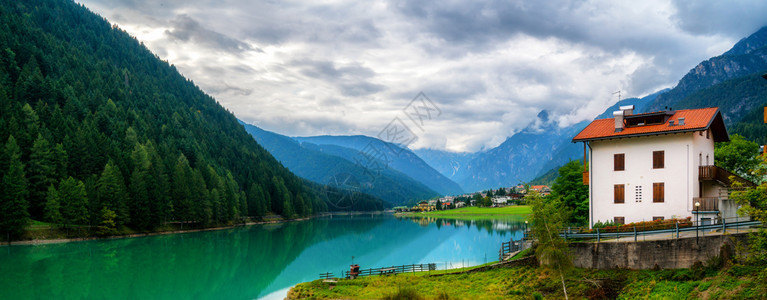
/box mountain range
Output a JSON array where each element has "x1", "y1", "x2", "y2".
[
  {"x1": 240, "y1": 122, "x2": 454, "y2": 205},
  {"x1": 244, "y1": 25, "x2": 767, "y2": 196}
]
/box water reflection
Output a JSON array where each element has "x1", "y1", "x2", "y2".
[{"x1": 0, "y1": 214, "x2": 524, "y2": 299}]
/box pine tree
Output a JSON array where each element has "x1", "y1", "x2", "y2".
[
  {"x1": 97, "y1": 160, "x2": 130, "y2": 227},
  {"x1": 128, "y1": 144, "x2": 151, "y2": 229},
  {"x1": 145, "y1": 142, "x2": 170, "y2": 227},
  {"x1": 59, "y1": 176, "x2": 89, "y2": 226},
  {"x1": 28, "y1": 134, "x2": 57, "y2": 219},
  {"x1": 172, "y1": 154, "x2": 193, "y2": 226},
  {"x1": 44, "y1": 184, "x2": 62, "y2": 224},
  {"x1": 1, "y1": 136, "x2": 30, "y2": 240}
]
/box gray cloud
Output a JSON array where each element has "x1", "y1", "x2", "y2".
[
  {"x1": 293, "y1": 59, "x2": 385, "y2": 97},
  {"x1": 671, "y1": 0, "x2": 767, "y2": 36},
  {"x1": 165, "y1": 14, "x2": 253, "y2": 53},
  {"x1": 78, "y1": 0, "x2": 767, "y2": 152}
]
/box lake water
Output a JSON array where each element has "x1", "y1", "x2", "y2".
[{"x1": 0, "y1": 214, "x2": 525, "y2": 299}]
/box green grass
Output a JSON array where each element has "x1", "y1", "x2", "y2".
[
  {"x1": 424, "y1": 206, "x2": 531, "y2": 216},
  {"x1": 396, "y1": 206, "x2": 531, "y2": 222},
  {"x1": 288, "y1": 262, "x2": 766, "y2": 299}
]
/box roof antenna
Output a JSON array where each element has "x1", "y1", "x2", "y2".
[{"x1": 612, "y1": 90, "x2": 621, "y2": 102}]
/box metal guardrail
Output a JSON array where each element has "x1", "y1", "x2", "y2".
[{"x1": 560, "y1": 220, "x2": 761, "y2": 242}]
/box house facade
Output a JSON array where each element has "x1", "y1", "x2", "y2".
[{"x1": 573, "y1": 106, "x2": 754, "y2": 228}]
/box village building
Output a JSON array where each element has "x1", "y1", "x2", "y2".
[
  {"x1": 414, "y1": 200, "x2": 435, "y2": 212},
  {"x1": 529, "y1": 185, "x2": 551, "y2": 196},
  {"x1": 573, "y1": 106, "x2": 755, "y2": 228},
  {"x1": 492, "y1": 195, "x2": 510, "y2": 206}
]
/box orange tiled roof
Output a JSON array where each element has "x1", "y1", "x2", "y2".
[{"x1": 572, "y1": 107, "x2": 728, "y2": 142}]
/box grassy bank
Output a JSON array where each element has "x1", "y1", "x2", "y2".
[
  {"x1": 397, "y1": 206, "x2": 532, "y2": 221},
  {"x1": 288, "y1": 260, "x2": 764, "y2": 299},
  {"x1": 425, "y1": 206, "x2": 532, "y2": 216}
]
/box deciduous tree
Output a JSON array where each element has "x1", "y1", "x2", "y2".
[
  {"x1": 551, "y1": 160, "x2": 589, "y2": 226},
  {"x1": 528, "y1": 191, "x2": 572, "y2": 300}
]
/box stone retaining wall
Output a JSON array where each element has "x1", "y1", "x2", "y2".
[{"x1": 569, "y1": 233, "x2": 748, "y2": 269}]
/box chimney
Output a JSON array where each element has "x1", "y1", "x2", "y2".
[
  {"x1": 619, "y1": 105, "x2": 635, "y2": 116},
  {"x1": 678, "y1": 117, "x2": 685, "y2": 126},
  {"x1": 614, "y1": 110, "x2": 624, "y2": 132}
]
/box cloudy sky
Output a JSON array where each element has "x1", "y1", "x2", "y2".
[{"x1": 79, "y1": 0, "x2": 767, "y2": 152}]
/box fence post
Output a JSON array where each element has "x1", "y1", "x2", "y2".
[
  {"x1": 722, "y1": 218, "x2": 726, "y2": 234},
  {"x1": 675, "y1": 222, "x2": 679, "y2": 239},
  {"x1": 597, "y1": 228, "x2": 600, "y2": 242},
  {"x1": 634, "y1": 226, "x2": 637, "y2": 242}
]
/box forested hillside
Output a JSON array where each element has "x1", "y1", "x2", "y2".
[
  {"x1": 0, "y1": 0, "x2": 373, "y2": 239},
  {"x1": 241, "y1": 122, "x2": 435, "y2": 205}
]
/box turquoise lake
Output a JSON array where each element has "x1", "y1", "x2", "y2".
[{"x1": 0, "y1": 214, "x2": 526, "y2": 299}]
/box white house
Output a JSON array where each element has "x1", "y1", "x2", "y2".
[
  {"x1": 572, "y1": 106, "x2": 755, "y2": 228},
  {"x1": 492, "y1": 196, "x2": 510, "y2": 206}
]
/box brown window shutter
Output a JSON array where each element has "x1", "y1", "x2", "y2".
[
  {"x1": 614, "y1": 184, "x2": 625, "y2": 203},
  {"x1": 653, "y1": 151, "x2": 664, "y2": 169},
  {"x1": 653, "y1": 182, "x2": 664, "y2": 202},
  {"x1": 614, "y1": 154, "x2": 625, "y2": 171}
]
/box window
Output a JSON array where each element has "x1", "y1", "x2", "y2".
[
  {"x1": 635, "y1": 186, "x2": 642, "y2": 202},
  {"x1": 653, "y1": 216, "x2": 664, "y2": 221},
  {"x1": 614, "y1": 153, "x2": 625, "y2": 171},
  {"x1": 653, "y1": 151, "x2": 664, "y2": 169},
  {"x1": 653, "y1": 182, "x2": 665, "y2": 203},
  {"x1": 614, "y1": 184, "x2": 625, "y2": 204},
  {"x1": 706, "y1": 130, "x2": 710, "y2": 139},
  {"x1": 614, "y1": 217, "x2": 625, "y2": 225}
]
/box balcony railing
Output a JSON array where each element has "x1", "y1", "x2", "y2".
[
  {"x1": 699, "y1": 165, "x2": 716, "y2": 181},
  {"x1": 692, "y1": 197, "x2": 718, "y2": 212},
  {"x1": 699, "y1": 165, "x2": 756, "y2": 188}
]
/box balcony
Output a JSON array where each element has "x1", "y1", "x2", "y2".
[
  {"x1": 692, "y1": 197, "x2": 718, "y2": 212},
  {"x1": 699, "y1": 165, "x2": 756, "y2": 188}
]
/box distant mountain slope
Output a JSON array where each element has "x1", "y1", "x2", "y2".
[
  {"x1": 240, "y1": 122, "x2": 439, "y2": 205},
  {"x1": 411, "y1": 149, "x2": 475, "y2": 181},
  {"x1": 443, "y1": 91, "x2": 664, "y2": 193},
  {"x1": 647, "y1": 26, "x2": 767, "y2": 113},
  {"x1": 453, "y1": 112, "x2": 586, "y2": 192},
  {"x1": 293, "y1": 135, "x2": 464, "y2": 196},
  {"x1": 642, "y1": 26, "x2": 767, "y2": 145}
]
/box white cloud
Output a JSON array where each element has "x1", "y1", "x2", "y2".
[{"x1": 78, "y1": 0, "x2": 767, "y2": 152}]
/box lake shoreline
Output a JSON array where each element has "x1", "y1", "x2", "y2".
[{"x1": 3, "y1": 211, "x2": 389, "y2": 246}]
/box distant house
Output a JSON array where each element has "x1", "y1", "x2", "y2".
[
  {"x1": 509, "y1": 193, "x2": 525, "y2": 201},
  {"x1": 492, "y1": 196, "x2": 510, "y2": 206},
  {"x1": 573, "y1": 106, "x2": 755, "y2": 228},
  {"x1": 529, "y1": 185, "x2": 551, "y2": 196},
  {"x1": 439, "y1": 196, "x2": 455, "y2": 206},
  {"x1": 415, "y1": 200, "x2": 435, "y2": 212},
  {"x1": 393, "y1": 206, "x2": 409, "y2": 213}
]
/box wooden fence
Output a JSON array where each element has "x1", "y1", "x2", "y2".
[
  {"x1": 498, "y1": 238, "x2": 524, "y2": 261},
  {"x1": 319, "y1": 263, "x2": 437, "y2": 279},
  {"x1": 344, "y1": 263, "x2": 437, "y2": 278}
]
